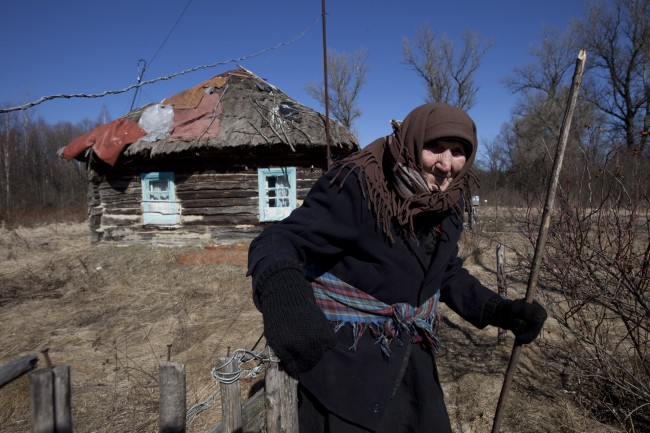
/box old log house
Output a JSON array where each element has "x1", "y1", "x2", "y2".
[{"x1": 61, "y1": 68, "x2": 359, "y2": 245}]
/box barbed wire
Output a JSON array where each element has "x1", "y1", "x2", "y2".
[
  {"x1": 211, "y1": 347, "x2": 279, "y2": 384},
  {"x1": 185, "y1": 345, "x2": 278, "y2": 426},
  {"x1": 0, "y1": 15, "x2": 320, "y2": 115},
  {"x1": 186, "y1": 387, "x2": 220, "y2": 426}
]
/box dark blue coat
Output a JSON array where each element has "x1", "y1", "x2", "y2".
[{"x1": 248, "y1": 167, "x2": 497, "y2": 430}]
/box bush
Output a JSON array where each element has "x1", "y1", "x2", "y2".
[{"x1": 517, "y1": 150, "x2": 649, "y2": 432}]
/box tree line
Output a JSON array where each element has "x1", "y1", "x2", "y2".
[{"x1": 0, "y1": 109, "x2": 103, "y2": 227}]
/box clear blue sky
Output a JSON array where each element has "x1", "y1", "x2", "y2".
[{"x1": 1, "y1": 0, "x2": 588, "y2": 151}]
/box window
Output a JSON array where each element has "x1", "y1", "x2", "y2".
[
  {"x1": 258, "y1": 167, "x2": 297, "y2": 222},
  {"x1": 141, "y1": 172, "x2": 180, "y2": 225}
]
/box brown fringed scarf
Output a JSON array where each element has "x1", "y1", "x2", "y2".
[{"x1": 333, "y1": 103, "x2": 479, "y2": 242}]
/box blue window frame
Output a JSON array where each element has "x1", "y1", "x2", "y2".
[
  {"x1": 258, "y1": 167, "x2": 297, "y2": 222},
  {"x1": 141, "y1": 172, "x2": 180, "y2": 226}
]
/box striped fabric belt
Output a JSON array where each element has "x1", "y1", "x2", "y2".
[{"x1": 309, "y1": 271, "x2": 441, "y2": 357}]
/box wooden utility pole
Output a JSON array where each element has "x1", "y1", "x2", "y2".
[{"x1": 321, "y1": 0, "x2": 332, "y2": 170}]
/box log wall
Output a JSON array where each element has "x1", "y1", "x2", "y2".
[{"x1": 89, "y1": 165, "x2": 323, "y2": 246}]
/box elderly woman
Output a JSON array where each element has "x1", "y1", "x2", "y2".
[{"x1": 247, "y1": 103, "x2": 546, "y2": 433}]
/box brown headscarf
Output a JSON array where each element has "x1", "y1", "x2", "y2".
[{"x1": 333, "y1": 103, "x2": 478, "y2": 242}]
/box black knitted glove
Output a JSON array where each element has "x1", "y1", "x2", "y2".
[
  {"x1": 256, "y1": 261, "x2": 337, "y2": 378},
  {"x1": 486, "y1": 296, "x2": 547, "y2": 345}
]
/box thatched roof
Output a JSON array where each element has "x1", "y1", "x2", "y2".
[{"x1": 122, "y1": 68, "x2": 359, "y2": 158}]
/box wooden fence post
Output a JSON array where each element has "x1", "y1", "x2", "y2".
[
  {"x1": 496, "y1": 243, "x2": 508, "y2": 344},
  {"x1": 159, "y1": 361, "x2": 186, "y2": 433},
  {"x1": 0, "y1": 353, "x2": 38, "y2": 388},
  {"x1": 218, "y1": 356, "x2": 243, "y2": 433},
  {"x1": 30, "y1": 369, "x2": 54, "y2": 433},
  {"x1": 29, "y1": 365, "x2": 72, "y2": 433},
  {"x1": 53, "y1": 365, "x2": 72, "y2": 433},
  {"x1": 265, "y1": 353, "x2": 298, "y2": 433}
]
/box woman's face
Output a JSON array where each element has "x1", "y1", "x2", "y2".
[{"x1": 421, "y1": 140, "x2": 467, "y2": 191}]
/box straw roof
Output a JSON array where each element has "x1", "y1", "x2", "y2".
[{"x1": 123, "y1": 68, "x2": 359, "y2": 158}]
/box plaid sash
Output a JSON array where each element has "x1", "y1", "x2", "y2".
[{"x1": 309, "y1": 271, "x2": 441, "y2": 357}]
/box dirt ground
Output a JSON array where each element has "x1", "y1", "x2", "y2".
[{"x1": 0, "y1": 222, "x2": 619, "y2": 432}]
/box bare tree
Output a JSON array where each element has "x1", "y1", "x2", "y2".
[
  {"x1": 500, "y1": 27, "x2": 610, "y2": 203},
  {"x1": 305, "y1": 48, "x2": 368, "y2": 130},
  {"x1": 573, "y1": 0, "x2": 650, "y2": 153},
  {"x1": 402, "y1": 25, "x2": 492, "y2": 111},
  {"x1": 504, "y1": 27, "x2": 576, "y2": 101}
]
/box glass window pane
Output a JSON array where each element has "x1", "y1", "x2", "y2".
[{"x1": 149, "y1": 180, "x2": 170, "y2": 200}]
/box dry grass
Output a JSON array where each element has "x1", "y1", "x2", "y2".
[
  {"x1": 0, "y1": 223, "x2": 262, "y2": 432},
  {"x1": 0, "y1": 222, "x2": 621, "y2": 432}
]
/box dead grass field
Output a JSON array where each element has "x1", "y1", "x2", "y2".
[{"x1": 0, "y1": 222, "x2": 621, "y2": 432}]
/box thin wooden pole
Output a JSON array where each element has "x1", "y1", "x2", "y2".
[
  {"x1": 496, "y1": 244, "x2": 507, "y2": 344},
  {"x1": 0, "y1": 353, "x2": 38, "y2": 388},
  {"x1": 159, "y1": 361, "x2": 186, "y2": 433},
  {"x1": 491, "y1": 49, "x2": 587, "y2": 433},
  {"x1": 321, "y1": 0, "x2": 332, "y2": 170}
]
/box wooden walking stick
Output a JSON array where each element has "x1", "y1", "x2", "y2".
[{"x1": 490, "y1": 49, "x2": 587, "y2": 433}]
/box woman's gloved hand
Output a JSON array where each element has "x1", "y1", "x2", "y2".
[
  {"x1": 489, "y1": 297, "x2": 547, "y2": 345},
  {"x1": 256, "y1": 261, "x2": 337, "y2": 378}
]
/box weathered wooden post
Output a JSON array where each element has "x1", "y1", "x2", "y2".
[
  {"x1": 496, "y1": 243, "x2": 507, "y2": 344},
  {"x1": 469, "y1": 195, "x2": 480, "y2": 229},
  {"x1": 53, "y1": 365, "x2": 72, "y2": 433},
  {"x1": 218, "y1": 356, "x2": 243, "y2": 433},
  {"x1": 29, "y1": 364, "x2": 72, "y2": 433},
  {"x1": 0, "y1": 353, "x2": 38, "y2": 388},
  {"x1": 30, "y1": 369, "x2": 54, "y2": 433},
  {"x1": 265, "y1": 352, "x2": 298, "y2": 433},
  {"x1": 159, "y1": 361, "x2": 186, "y2": 433}
]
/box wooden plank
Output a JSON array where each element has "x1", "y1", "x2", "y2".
[
  {"x1": 184, "y1": 173, "x2": 259, "y2": 182},
  {"x1": 53, "y1": 365, "x2": 72, "y2": 433},
  {"x1": 176, "y1": 190, "x2": 255, "y2": 201},
  {"x1": 0, "y1": 353, "x2": 38, "y2": 388},
  {"x1": 218, "y1": 356, "x2": 243, "y2": 433},
  {"x1": 100, "y1": 196, "x2": 141, "y2": 206},
  {"x1": 101, "y1": 207, "x2": 143, "y2": 215},
  {"x1": 180, "y1": 199, "x2": 257, "y2": 210},
  {"x1": 178, "y1": 181, "x2": 258, "y2": 192},
  {"x1": 159, "y1": 361, "x2": 186, "y2": 433},
  {"x1": 207, "y1": 387, "x2": 266, "y2": 433},
  {"x1": 181, "y1": 205, "x2": 257, "y2": 216},
  {"x1": 184, "y1": 215, "x2": 259, "y2": 226},
  {"x1": 29, "y1": 369, "x2": 54, "y2": 433},
  {"x1": 99, "y1": 191, "x2": 140, "y2": 201},
  {"x1": 265, "y1": 357, "x2": 298, "y2": 433},
  {"x1": 101, "y1": 216, "x2": 141, "y2": 227},
  {"x1": 89, "y1": 206, "x2": 104, "y2": 216},
  {"x1": 279, "y1": 366, "x2": 299, "y2": 433}
]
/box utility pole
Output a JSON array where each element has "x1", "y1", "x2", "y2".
[{"x1": 321, "y1": 0, "x2": 331, "y2": 170}]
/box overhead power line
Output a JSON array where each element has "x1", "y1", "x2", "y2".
[
  {"x1": 0, "y1": 15, "x2": 320, "y2": 115},
  {"x1": 148, "y1": 0, "x2": 194, "y2": 69},
  {"x1": 129, "y1": 0, "x2": 193, "y2": 111}
]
